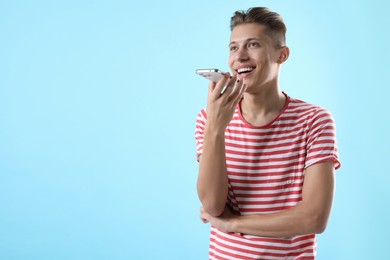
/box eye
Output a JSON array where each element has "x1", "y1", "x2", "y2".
[
  {"x1": 248, "y1": 42, "x2": 260, "y2": 48},
  {"x1": 229, "y1": 46, "x2": 238, "y2": 52}
]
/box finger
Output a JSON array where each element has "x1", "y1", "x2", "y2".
[
  {"x1": 232, "y1": 83, "x2": 247, "y2": 106},
  {"x1": 208, "y1": 81, "x2": 217, "y2": 95},
  {"x1": 225, "y1": 78, "x2": 242, "y2": 102},
  {"x1": 220, "y1": 74, "x2": 237, "y2": 98},
  {"x1": 200, "y1": 212, "x2": 209, "y2": 223},
  {"x1": 209, "y1": 73, "x2": 230, "y2": 99}
]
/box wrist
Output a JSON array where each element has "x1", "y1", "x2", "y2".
[
  {"x1": 204, "y1": 124, "x2": 226, "y2": 138},
  {"x1": 227, "y1": 216, "x2": 239, "y2": 233}
]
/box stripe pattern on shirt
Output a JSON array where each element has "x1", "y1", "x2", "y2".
[{"x1": 195, "y1": 94, "x2": 340, "y2": 260}]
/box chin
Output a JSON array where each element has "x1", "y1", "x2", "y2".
[{"x1": 242, "y1": 79, "x2": 252, "y2": 88}]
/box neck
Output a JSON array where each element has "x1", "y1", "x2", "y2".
[{"x1": 240, "y1": 83, "x2": 286, "y2": 126}]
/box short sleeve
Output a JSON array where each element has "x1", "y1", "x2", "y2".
[
  {"x1": 194, "y1": 109, "x2": 207, "y2": 162},
  {"x1": 305, "y1": 108, "x2": 341, "y2": 170}
]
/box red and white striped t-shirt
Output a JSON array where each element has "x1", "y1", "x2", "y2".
[{"x1": 195, "y1": 93, "x2": 341, "y2": 260}]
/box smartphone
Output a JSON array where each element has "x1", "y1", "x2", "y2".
[{"x1": 196, "y1": 69, "x2": 225, "y2": 83}]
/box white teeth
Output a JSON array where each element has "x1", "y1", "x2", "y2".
[{"x1": 237, "y1": 67, "x2": 254, "y2": 73}]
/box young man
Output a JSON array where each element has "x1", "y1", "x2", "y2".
[{"x1": 195, "y1": 7, "x2": 341, "y2": 260}]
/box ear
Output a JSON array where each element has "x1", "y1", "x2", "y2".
[{"x1": 277, "y1": 46, "x2": 290, "y2": 64}]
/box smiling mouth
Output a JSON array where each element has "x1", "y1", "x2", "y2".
[{"x1": 236, "y1": 67, "x2": 255, "y2": 75}]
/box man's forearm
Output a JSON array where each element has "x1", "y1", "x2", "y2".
[
  {"x1": 203, "y1": 163, "x2": 335, "y2": 237},
  {"x1": 229, "y1": 202, "x2": 325, "y2": 237},
  {"x1": 197, "y1": 127, "x2": 229, "y2": 217}
]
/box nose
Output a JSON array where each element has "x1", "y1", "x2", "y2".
[{"x1": 234, "y1": 47, "x2": 249, "y2": 62}]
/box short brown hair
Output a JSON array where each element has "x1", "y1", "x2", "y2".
[{"x1": 230, "y1": 7, "x2": 287, "y2": 48}]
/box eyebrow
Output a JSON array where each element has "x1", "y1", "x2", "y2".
[{"x1": 229, "y1": 37, "x2": 262, "y2": 47}]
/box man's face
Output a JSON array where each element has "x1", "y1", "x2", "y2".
[{"x1": 228, "y1": 23, "x2": 283, "y2": 91}]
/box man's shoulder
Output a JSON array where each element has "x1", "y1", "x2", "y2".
[
  {"x1": 286, "y1": 96, "x2": 335, "y2": 131},
  {"x1": 287, "y1": 96, "x2": 331, "y2": 117}
]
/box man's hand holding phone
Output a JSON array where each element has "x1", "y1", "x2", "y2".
[
  {"x1": 205, "y1": 72, "x2": 246, "y2": 134},
  {"x1": 196, "y1": 70, "x2": 246, "y2": 217}
]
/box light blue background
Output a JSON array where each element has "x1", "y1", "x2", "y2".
[{"x1": 1, "y1": 0, "x2": 389, "y2": 259}]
